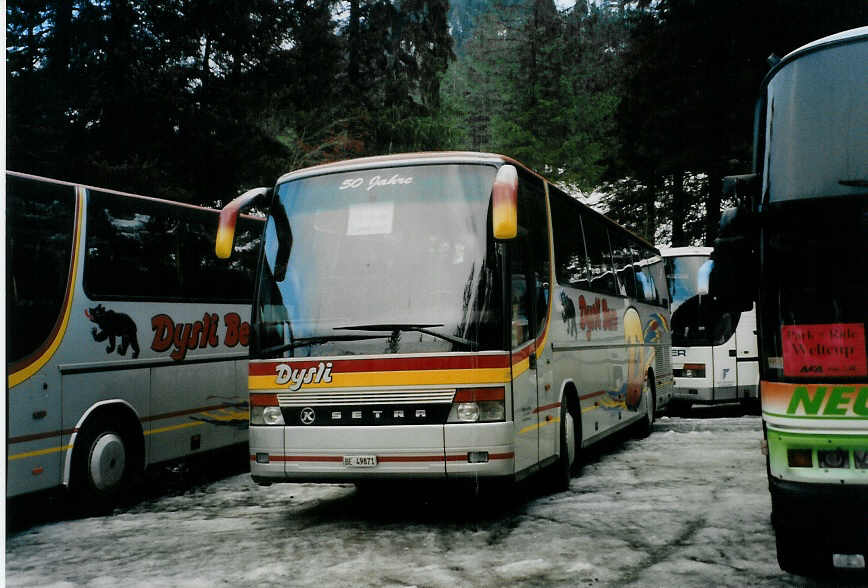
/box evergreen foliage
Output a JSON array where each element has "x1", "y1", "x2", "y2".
[{"x1": 6, "y1": 0, "x2": 867, "y2": 244}]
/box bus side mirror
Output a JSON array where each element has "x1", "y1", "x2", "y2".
[
  {"x1": 216, "y1": 187, "x2": 271, "y2": 259},
  {"x1": 722, "y1": 173, "x2": 760, "y2": 209},
  {"x1": 708, "y1": 205, "x2": 757, "y2": 313},
  {"x1": 492, "y1": 164, "x2": 518, "y2": 240}
]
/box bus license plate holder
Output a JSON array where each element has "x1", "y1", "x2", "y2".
[{"x1": 343, "y1": 455, "x2": 377, "y2": 468}]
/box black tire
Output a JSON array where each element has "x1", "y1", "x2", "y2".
[
  {"x1": 775, "y1": 531, "x2": 828, "y2": 577},
  {"x1": 550, "y1": 401, "x2": 580, "y2": 492},
  {"x1": 668, "y1": 399, "x2": 690, "y2": 417},
  {"x1": 633, "y1": 374, "x2": 655, "y2": 439},
  {"x1": 70, "y1": 417, "x2": 134, "y2": 511}
]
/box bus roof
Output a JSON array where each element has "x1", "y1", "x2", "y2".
[
  {"x1": 766, "y1": 26, "x2": 868, "y2": 83},
  {"x1": 5, "y1": 170, "x2": 265, "y2": 220},
  {"x1": 275, "y1": 151, "x2": 660, "y2": 252},
  {"x1": 276, "y1": 151, "x2": 512, "y2": 184},
  {"x1": 660, "y1": 246, "x2": 712, "y2": 258}
]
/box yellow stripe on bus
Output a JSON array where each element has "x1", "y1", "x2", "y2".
[
  {"x1": 8, "y1": 445, "x2": 73, "y2": 460},
  {"x1": 249, "y1": 367, "x2": 512, "y2": 390},
  {"x1": 145, "y1": 421, "x2": 206, "y2": 436},
  {"x1": 518, "y1": 417, "x2": 560, "y2": 435},
  {"x1": 8, "y1": 190, "x2": 85, "y2": 389}
]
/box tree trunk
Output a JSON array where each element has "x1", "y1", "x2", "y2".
[
  {"x1": 671, "y1": 169, "x2": 687, "y2": 246},
  {"x1": 705, "y1": 168, "x2": 722, "y2": 246}
]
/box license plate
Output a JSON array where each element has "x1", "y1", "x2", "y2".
[{"x1": 343, "y1": 455, "x2": 377, "y2": 467}]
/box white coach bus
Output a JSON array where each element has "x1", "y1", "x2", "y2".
[
  {"x1": 662, "y1": 246, "x2": 759, "y2": 412},
  {"x1": 6, "y1": 172, "x2": 262, "y2": 502},
  {"x1": 216, "y1": 152, "x2": 673, "y2": 488}
]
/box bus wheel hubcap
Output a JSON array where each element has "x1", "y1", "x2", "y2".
[
  {"x1": 565, "y1": 412, "x2": 576, "y2": 467},
  {"x1": 89, "y1": 433, "x2": 126, "y2": 492},
  {"x1": 644, "y1": 381, "x2": 654, "y2": 425}
]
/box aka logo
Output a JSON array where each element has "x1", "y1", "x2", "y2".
[
  {"x1": 276, "y1": 362, "x2": 334, "y2": 391},
  {"x1": 800, "y1": 365, "x2": 823, "y2": 374}
]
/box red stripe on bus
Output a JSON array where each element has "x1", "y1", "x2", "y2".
[
  {"x1": 270, "y1": 455, "x2": 344, "y2": 462},
  {"x1": 511, "y1": 343, "x2": 535, "y2": 364},
  {"x1": 249, "y1": 354, "x2": 510, "y2": 376},
  {"x1": 489, "y1": 452, "x2": 515, "y2": 460},
  {"x1": 580, "y1": 391, "x2": 607, "y2": 401},
  {"x1": 250, "y1": 393, "x2": 278, "y2": 406},
  {"x1": 8, "y1": 427, "x2": 79, "y2": 445},
  {"x1": 532, "y1": 402, "x2": 561, "y2": 414},
  {"x1": 377, "y1": 455, "x2": 446, "y2": 463},
  {"x1": 453, "y1": 387, "x2": 505, "y2": 403}
]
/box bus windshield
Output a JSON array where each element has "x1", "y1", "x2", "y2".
[
  {"x1": 254, "y1": 164, "x2": 503, "y2": 357},
  {"x1": 764, "y1": 38, "x2": 868, "y2": 202},
  {"x1": 666, "y1": 254, "x2": 737, "y2": 347},
  {"x1": 665, "y1": 255, "x2": 711, "y2": 315}
]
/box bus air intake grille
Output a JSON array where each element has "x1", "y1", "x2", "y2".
[{"x1": 277, "y1": 389, "x2": 456, "y2": 407}]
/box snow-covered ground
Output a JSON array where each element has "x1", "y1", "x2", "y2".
[{"x1": 4, "y1": 414, "x2": 861, "y2": 586}]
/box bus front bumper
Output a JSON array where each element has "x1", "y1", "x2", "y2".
[
  {"x1": 770, "y1": 477, "x2": 868, "y2": 551},
  {"x1": 249, "y1": 423, "x2": 515, "y2": 483}
]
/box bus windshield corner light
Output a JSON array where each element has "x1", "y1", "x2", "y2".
[{"x1": 492, "y1": 165, "x2": 518, "y2": 240}]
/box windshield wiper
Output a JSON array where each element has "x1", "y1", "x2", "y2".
[
  {"x1": 334, "y1": 323, "x2": 474, "y2": 348},
  {"x1": 259, "y1": 334, "x2": 388, "y2": 357},
  {"x1": 839, "y1": 179, "x2": 868, "y2": 188}
]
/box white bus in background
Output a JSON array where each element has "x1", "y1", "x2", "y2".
[
  {"x1": 662, "y1": 246, "x2": 759, "y2": 413},
  {"x1": 6, "y1": 172, "x2": 262, "y2": 505},
  {"x1": 216, "y1": 152, "x2": 674, "y2": 490}
]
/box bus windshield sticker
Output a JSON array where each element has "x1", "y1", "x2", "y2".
[
  {"x1": 781, "y1": 323, "x2": 867, "y2": 378},
  {"x1": 346, "y1": 201, "x2": 395, "y2": 236}
]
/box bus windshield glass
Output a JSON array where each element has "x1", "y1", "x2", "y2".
[
  {"x1": 764, "y1": 39, "x2": 868, "y2": 202},
  {"x1": 666, "y1": 254, "x2": 737, "y2": 347},
  {"x1": 254, "y1": 164, "x2": 502, "y2": 357},
  {"x1": 666, "y1": 255, "x2": 711, "y2": 315}
]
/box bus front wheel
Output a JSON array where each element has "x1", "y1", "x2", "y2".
[
  {"x1": 71, "y1": 417, "x2": 134, "y2": 509},
  {"x1": 551, "y1": 401, "x2": 580, "y2": 491}
]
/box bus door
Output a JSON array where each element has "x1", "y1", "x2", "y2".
[
  {"x1": 510, "y1": 236, "x2": 540, "y2": 473},
  {"x1": 735, "y1": 304, "x2": 759, "y2": 399}
]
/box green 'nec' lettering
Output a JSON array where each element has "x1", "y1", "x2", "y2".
[
  {"x1": 786, "y1": 386, "x2": 826, "y2": 415},
  {"x1": 854, "y1": 388, "x2": 868, "y2": 417},
  {"x1": 823, "y1": 387, "x2": 852, "y2": 416}
]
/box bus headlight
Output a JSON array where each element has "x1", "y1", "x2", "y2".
[
  {"x1": 448, "y1": 387, "x2": 505, "y2": 423},
  {"x1": 250, "y1": 394, "x2": 284, "y2": 425},
  {"x1": 854, "y1": 450, "x2": 868, "y2": 469},
  {"x1": 262, "y1": 406, "x2": 285, "y2": 426},
  {"x1": 456, "y1": 402, "x2": 480, "y2": 422},
  {"x1": 818, "y1": 449, "x2": 847, "y2": 469}
]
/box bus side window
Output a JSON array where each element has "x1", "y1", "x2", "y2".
[
  {"x1": 550, "y1": 188, "x2": 590, "y2": 289},
  {"x1": 517, "y1": 173, "x2": 550, "y2": 337},
  {"x1": 581, "y1": 213, "x2": 618, "y2": 296},
  {"x1": 510, "y1": 238, "x2": 532, "y2": 347},
  {"x1": 6, "y1": 176, "x2": 76, "y2": 365},
  {"x1": 611, "y1": 232, "x2": 637, "y2": 298}
]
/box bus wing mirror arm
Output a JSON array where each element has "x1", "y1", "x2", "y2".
[
  {"x1": 216, "y1": 187, "x2": 271, "y2": 259},
  {"x1": 272, "y1": 201, "x2": 292, "y2": 282}
]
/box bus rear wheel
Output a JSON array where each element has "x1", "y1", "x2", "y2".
[{"x1": 634, "y1": 375, "x2": 655, "y2": 439}]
